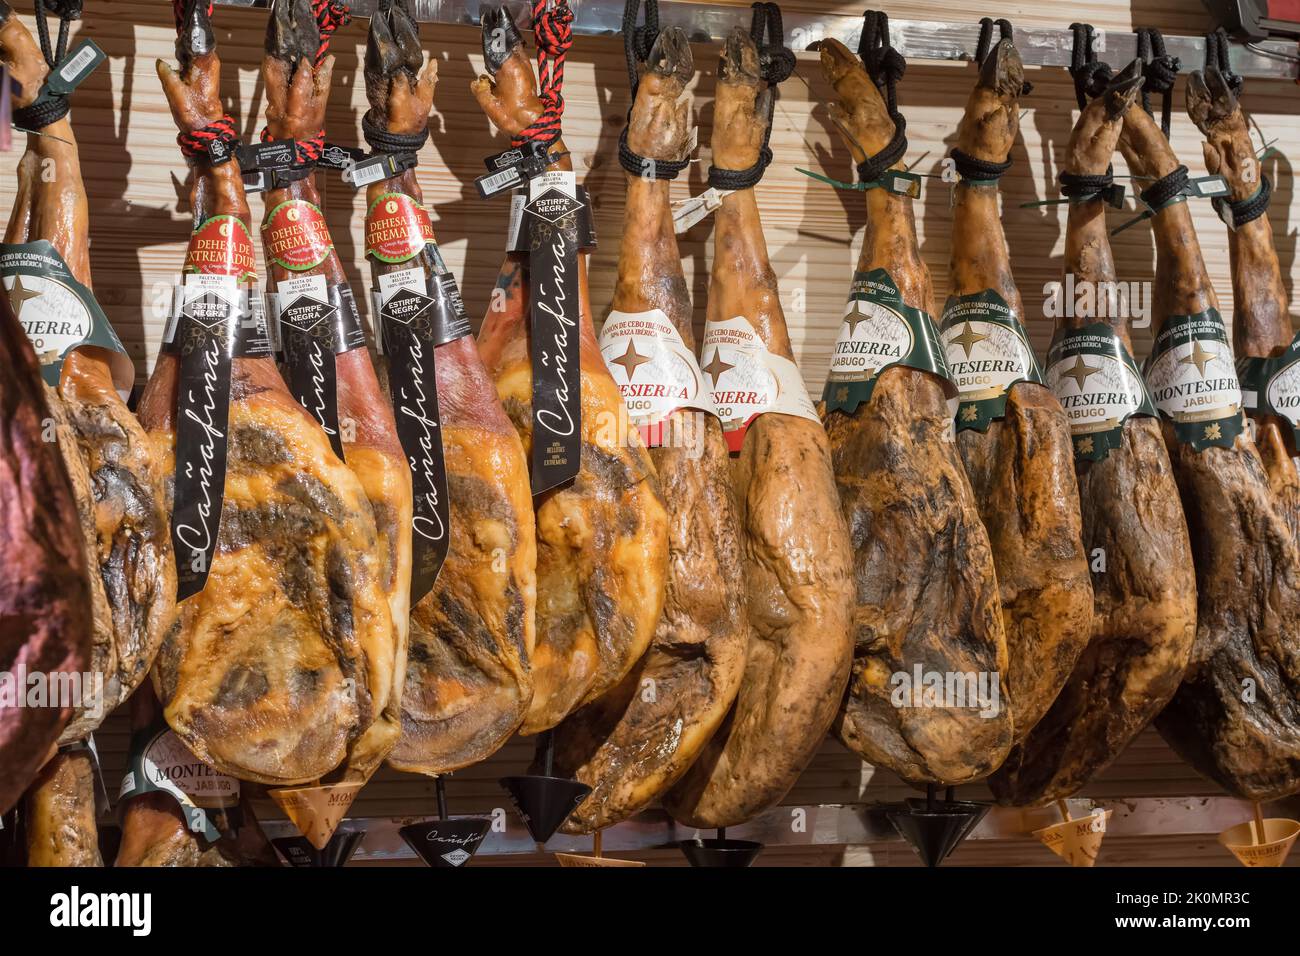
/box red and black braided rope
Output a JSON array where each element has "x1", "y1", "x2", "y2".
[{"x1": 512, "y1": 0, "x2": 574, "y2": 149}]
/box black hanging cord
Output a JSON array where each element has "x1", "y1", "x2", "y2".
[
  {"x1": 1139, "y1": 162, "x2": 1189, "y2": 210},
  {"x1": 950, "y1": 16, "x2": 1028, "y2": 183},
  {"x1": 853, "y1": 9, "x2": 908, "y2": 184},
  {"x1": 361, "y1": 112, "x2": 429, "y2": 156},
  {"x1": 1059, "y1": 168, "x2": 1115, "y2": 200},
  {"x1": 1067, "y1": 22, "x2": 1112, "y2": 110},
  {"x1": 1204, "y1": 26, "x2": 1245, "y2": 97},
  {"x1": 1135, "y1": 27, "x2": 1179, "y2": 138},
  {"x1": 622, "y1": 0, "x2": 660, "y2": 95},
  {"x1": 618, "y1": 0, "x2": 688, "y2": 180},
  {"x1": 13, "y1": 0, "x2": 83, "y2": 130},
  {"x1": 707, "y1": 2, "x2": 792, "y2": 191}
]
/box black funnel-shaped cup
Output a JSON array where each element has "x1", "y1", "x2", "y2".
[
  {"x1": 400, "y1": 818, "x2": 492, "y2": 868},
  {"x1": 886, "y1": 800, "x2": 989, "y2": 867},
  {"x1": 273, "y1": 829, "x2": 365, "y2": 867},
  {"x1": 679, "y1": 837, "x2": 763, "y2": 868},
  {"x1": 499, "y1": 775, "x2": 591, "y2": 844}
]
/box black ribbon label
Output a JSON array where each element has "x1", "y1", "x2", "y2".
[
  {"x1": 274, "y1": 274, "x2": 366, "y2": 461},
  {"x1": 169, "y1": 274, "x2": 272, "y2": 600},
  {"x1": 377, "y1": 260, "x2": 465, "y2": 603},
  {"x1": 523, "y1": 171, "x2": 585, "y2": 495}
]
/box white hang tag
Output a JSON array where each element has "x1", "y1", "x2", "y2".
[{"x1": 672, "y1": 187, "x2": 733, "y2": 234}]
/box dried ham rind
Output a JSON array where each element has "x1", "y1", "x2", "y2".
[
  {"x1": 990, "y1": 65, "x2": 1197, "y2": 805},
  {"x1": 0, "y1": 2, "x2": 175, "y2": 745},
  {"x1": 809, "y1": 37, "x2": 1011, "y2": 786},
  {"x1": 663, "y1": 29, "x2": 853, "y2": 828},
  {"x1": 471, "y1": 6, "x2": 669, "y2": 735},
  {"x1": 1152, "y1": 70, "x2": 1300, "y2": 800},
  {"x1": 257, "y1": 0, "x2": 412, "y2": 783},
  {"x1": 362, "y1": 0, "x2": 537, "y2": 775},
  {"x1": 548, "y1": 28, "x2": 751, "y2": 833},
  {"x1": 140, "y1": 5, "x2": 395, "y2": 786}
]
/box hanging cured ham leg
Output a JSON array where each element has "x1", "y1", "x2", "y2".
[
  {"x1": 809, "y1": 35, "x2": 1010, "y2": 785},
  {"x1": 1150, "y1": 67, "x2": 1300, "y2": 799},
  {"x1": 945, "y1": 37, "x2": 1092, "y2": 744},
  {"x1": 140, "y1": 2, "x2": 395, "y2": 785},
  {"x1": 21, "y1": 747, "x2": 101, "y2": 866},
  {"x1": 0, "y1": 17, "x2": 89, "y2": 821},
  {"x1": 990, "y1": 63, "x2": 1197, "y2": 804},
  {"x1": 0, "y1": 275, "x2": 88, "y2": 814},
  {"x1": 0, "y1": 2, "x2": 174, "y2": 744},
  {"x1": 664, "y1": 25, "x2": 852, "y2": 828},
  {"x1": 360, "y1": 0, "x2": 536, "y2": 774},
  {"x1": 548, "y1": 23, "x2": 750, "y2": 832},
  {"x1": 472, "y1": 5, "x2": 669, "y2": 734},
  {"x1": 257, "y1": 0, "x2": 411, "y2": 781}
]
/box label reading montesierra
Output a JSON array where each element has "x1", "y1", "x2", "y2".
[
  {"x1": 822, "y1": 268, "x2": 950, "y2": 415},
  {"x1": 365, "y1": 192, "x2": 436, "y2": 264},
  {"x1": 1046, "y1": 322, "x2": 1156, "y2": 461},
  {"x1": 1239, "y1": 329, "x2": 1300, "y2": 448},
  {"x1": 599, "y1": 308, "x2": 718, "y2": 447},
  {"x1": 1143, "y1": 308, "x2": 1243, "y2": 451},
  {"x1": 940, "y1": 289, "x2": 1044, "y2": 431},
  {"x1": 119, "y1": 716, "x2": 239, "y2": 842},
  {"x1": 262, "y1": 199, "x2": 333, "y2": 271},
  {"x1": 0, "y1": 240, "x2": 133, "y2": 395}
]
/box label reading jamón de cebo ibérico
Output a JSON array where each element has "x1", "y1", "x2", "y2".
[
  {"x1": 262, "y1": 199, "x2": 333, "y2": 271},
  {"x1": 365, "y1": 192, "x2": 436, "y2": 264},
  {"x1": 184, "y1": 215, "x2": 257, "y2": 280}
]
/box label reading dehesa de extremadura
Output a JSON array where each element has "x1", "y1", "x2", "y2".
[
  {"x1": 940, "y1": 288, "x2": 1044, "y2": 431},
  {"x1": 701, "y1": 316, "x2": 820, "y2": 453},
  {"x1": 1143, "y1": 308, "x2": 1243, "y2": 451},
  {"x1": 119, "y1": 717, "x2": 239, "y2": 842},
  {"x1": 599, "y1": 308, "x2": 718, "y2": 447},
  {"x1": 1046, "y1": 322, "x2": 1156, "y2": 461},
  {"x1": 1239, "y1": 329, "x2": 1300, "y2": 447},
  {"x1": 822, "y1": 269, "x2": 952, "y2": 415}
]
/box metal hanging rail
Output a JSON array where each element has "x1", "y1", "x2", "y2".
[{"x1": 212, "y1": 0, "x2": 1300, "y2": 80}]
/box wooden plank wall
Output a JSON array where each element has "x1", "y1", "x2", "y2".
[{"x1": 5, "y1": 0, "x2": 1298, "y2": 865}]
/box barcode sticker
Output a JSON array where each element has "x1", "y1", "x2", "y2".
[{"x1": 477, "y1": 166, "x2": 524, "y2": 199}]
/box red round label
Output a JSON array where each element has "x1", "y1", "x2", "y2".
[
  {"x1": 184, "y1": 215, "x2": 257, "y2": 280},
  {"x1": 262, "y1": 199, "x2": 334, "y2": 271},
  {"x1": 364, "y1": 192, "x2": 435, "y2": 264}
]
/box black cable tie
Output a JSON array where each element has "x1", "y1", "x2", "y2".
[{"x1": 1058, "y1": 166, "x2": 1125, "y2": 207}]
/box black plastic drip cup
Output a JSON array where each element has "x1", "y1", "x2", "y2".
[
  {"x1": 678, "y1": 827, "x2": 763, "y2": 867},
  {"x1": 885, "y1": 785, "x2": 990, "y2": 867},
  {"x1": 400, "y1": 776, "x2": 493, "y2": 867},
  {"x1": 499, "y1": 730, "x2": 592, "y2": 844}
]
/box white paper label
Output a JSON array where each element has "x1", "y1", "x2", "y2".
[
  {"x1": 701, "y1": 315, "x2": 820, "y2": 452},
  {"x1": 599, "y1": 308, "x2": 718, "y2": 445}
]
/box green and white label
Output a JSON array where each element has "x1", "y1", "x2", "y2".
[
  {"x1": 118, "y1": 719, "x2": 239, "y2": 842},
  {"x1": 1238, "y1": 328, "x2": 1300, "y2": 447},
  {"x1": 1144, "y1": 308, "x2": 1243, "y2": 451},
  {"x1": 940, "y1": 289, "x2": 1044, "y2": 431},
  {"x1": 1046, "y1": 323, "x2": 1156, "y2": 461},
  {"x1": 0, "y1": 240, "x2": 133, "y2": 395},
  {"x1": 822, "y1": 268, "x2": 951, "y2": 414}
]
